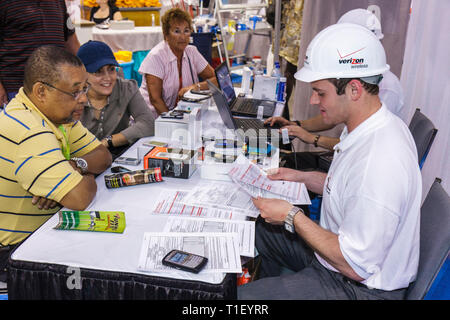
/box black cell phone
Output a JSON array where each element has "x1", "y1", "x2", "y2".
[
  {"x1": 162, "y1": 249, "x2": 208, "y2": 274},
  {"x1": 190, "y1": 89, "x2": 211, "y2": 96},
  {"x1": 111, "y1": 166, "x2": 132, "y2": 173}
]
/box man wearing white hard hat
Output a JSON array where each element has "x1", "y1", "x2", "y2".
[
  {"x1": 238, "y1": 23, "x2": 421, "y2": 299},
  {"x1": 265, "y1": 8, "x2": 405, "y2": 157}
]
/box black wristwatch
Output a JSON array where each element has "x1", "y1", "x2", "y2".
[
  {"x1": 105, "y1": 135, "x2": 114, "y2": 148},
  {"x1": 71, "y1": 157, "x2": 88, "y2": 174}
]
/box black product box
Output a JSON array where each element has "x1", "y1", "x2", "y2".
[{"x1": 143, "y1": 146, "x2": 197, "y2": 179}]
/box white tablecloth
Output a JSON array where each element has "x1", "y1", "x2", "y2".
[
  {"x1": 11, "y1": 142, "x2": 227, "y2": 284},
  {"x1": 11, "y1": 97, "x2": 283, "y2": 286},
  {"x1": 92, "y1": 26, "x2": 163, "y2": 52}
]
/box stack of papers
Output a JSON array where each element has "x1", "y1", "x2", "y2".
[
  {"x1": 137, "y1": 232, "x2": 242, "y2": 274},
  {"x1": 228, "y1": 155, "x2": 311, "y2": 205},
  {"x1": 137, "y1": 155, "x2": 310, "y2": 275}
]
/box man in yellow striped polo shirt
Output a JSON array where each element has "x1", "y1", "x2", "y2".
[{"x1": 0, "y1": 46, "x2": 112, "y2": 279}]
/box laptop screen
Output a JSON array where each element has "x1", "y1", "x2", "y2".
[
  {"x1": 206, "y1": 79, "x2": 237, "y2": 130},
  {"x1": 215, "y1": 62, "x2": 236, "y2": 105}
]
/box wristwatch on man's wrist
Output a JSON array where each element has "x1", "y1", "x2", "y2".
[
  {"x1": 284, "y1": 206, "x2": 303, "y2": 233},
  {"x1": 71, "y1": 157, "x2": 88, "y2": 174}
]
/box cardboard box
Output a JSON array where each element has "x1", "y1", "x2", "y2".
[{"x1": 143, "y1": 146, "x2": 197, "y2": 179}]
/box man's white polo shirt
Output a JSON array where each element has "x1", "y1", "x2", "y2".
[{"x1": 316, "y1": 104, "x2": 422, "y2": 291}]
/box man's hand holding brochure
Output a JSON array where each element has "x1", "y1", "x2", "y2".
[{"x1": 228, "y1": 154, "x2": 311, "y2": 205}]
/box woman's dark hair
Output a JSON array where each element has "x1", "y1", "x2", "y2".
[
  {"x1": 161, "y1": 8, "x2": 192, "y2": 37},
  {"x1": 108, "y1": 0, "x2": 117, "y2": 7},
  {"x1": 327, "y1": 78, "x2": 379, "y2": 96}
]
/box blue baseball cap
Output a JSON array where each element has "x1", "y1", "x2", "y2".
[{"x1": 77, "y1": 40, "x2": 119, "y2": 73}]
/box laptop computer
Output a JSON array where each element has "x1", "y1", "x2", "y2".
[
  {"x1": 215, "y1": 62, "x2": 277, "y2": 118},
  {"x1": 207, "y1": 79, "x2": 280, "y2": 142}
]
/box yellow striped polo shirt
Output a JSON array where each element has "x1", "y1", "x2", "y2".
[{"x1": 0, "y1": 88, "x2": 101, "y2": 246}]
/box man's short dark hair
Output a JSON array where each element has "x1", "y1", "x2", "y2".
[
  {"x1": 327, "y1": 78, "x2": 380, "y2": 96},
  {"x1": 23, "y1": 45, "x2": 83, "y2": 93}
]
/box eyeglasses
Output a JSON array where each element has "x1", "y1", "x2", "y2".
[
  {"x1": 41, "y1": 81, "x2": 90, "y2": 100},
  {"x1": 170, "y1": 28, "x2": 192, "y2": 36}
]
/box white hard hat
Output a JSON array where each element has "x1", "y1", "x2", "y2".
[
  {"x1": 338, "y1": 8, "x2": 384, "y2": 39},
  {"x1": 294, "y1": 23, "x2": 389, "y2": 83}
]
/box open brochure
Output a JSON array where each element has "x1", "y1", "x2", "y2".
[
  {"x1": 228, "y1": 154, "x2": 311, "y2": 205},
  {"x1": 181, "y1": 181, "x2": 260, "y2": 216},
  {"x1": 54, "y1": 210, "x2": 126, "y2": 233},
  {"x1": 151, "y1": 189, "x2": 254, "y2": 220}
]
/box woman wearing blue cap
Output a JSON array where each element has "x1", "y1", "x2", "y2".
[{"x1": 76, "y1": 40, "x2": 155, "y2": 158}]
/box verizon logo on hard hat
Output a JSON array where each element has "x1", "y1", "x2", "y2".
[
  {"x1": 337, "y1": 47, "x2": 365, "y2": 65},
  {"x1": 339, "y1": 58, "x2": 365, "y2": 65}
]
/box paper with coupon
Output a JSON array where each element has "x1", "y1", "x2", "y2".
[
  {"x1": 182, "y1": 181, "x2": 260, "y2": 217},
  {"x1": 163, "y1": 217, "x2": 255, "y2": 257},
  {"x1": 228, "y1": 154, "x2": 311, "y2": 205},
  {"x1": 137, "y1": 232, "x2": 242, "y2": 274},
  {"x1": 151, "y1": 189, "x2": 250, "y2": 220}
]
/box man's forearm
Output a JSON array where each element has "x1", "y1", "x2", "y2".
[
  {"x1": 314, "y1": 135, "x2": 340, "y2": 151},
  {"x1": 294, "y1": 212, "x2": 364, "y2": 281},
  {"x1": 300, "y1": 114, "x2": 335, "y2": 132},
  {"x1": 81, "y1": 144, "x2": 112, "y2": 174},
  {"x1": 300, "y1": 170, "x2": 327, "y2": 195},
  {"x1": 0, "y1": 80, "x2": 8, "y2": 105},
  {"x1": 60, "y1": 174, "x2": 97, "y2": 210}
]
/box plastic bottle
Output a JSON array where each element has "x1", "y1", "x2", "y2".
[
  {"x1": 271, "y1": 61, "x2": 281, "y2": 78},
  {"x1": 271, "y1": 61, "x2": 281, "y2": 97},
  {"x1": 277, "y1": 77, "x2": 287, "y2": 102},
  {"x1": 151, "y1": 13, "x2": 155, "y2": 27},
  {"x1": 226, "y1": 19, "x2": 237, "y2": 51},
  {"x1": 253, "y1": 57, "x2": 264, "y2": 76}
]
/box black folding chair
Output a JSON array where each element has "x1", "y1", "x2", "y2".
[
  {"x1": 406, "y1": 178, "x2": 450, "y2": 299},
  {"x1": 408, "y1": 108, "x2": 438, "y2": 169}
]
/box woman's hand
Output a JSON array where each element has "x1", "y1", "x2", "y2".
[{"x1": 178, "y1": 84, "x2": 195, "y2": 99}]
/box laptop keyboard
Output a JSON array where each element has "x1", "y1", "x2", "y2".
[
  {"x1": 238, "y1": 100, "x2": 257, "y2": 113},
  {"x1": 234, "y1": 118, "x2": 279, "y2": 140},
  {"x1": 235, "y1": 118, "x2": 265, "y2": 131},
  {"x1": 234, "y1": 99, "x2": 275, "y2": 116}
]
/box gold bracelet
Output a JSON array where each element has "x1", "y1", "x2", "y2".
[
  {"x1": 313, "y1": 135, "x2": 321, "y2": 147},
  {"x1": 197, "y1": 83, "x2": 201, "y2": 90}
]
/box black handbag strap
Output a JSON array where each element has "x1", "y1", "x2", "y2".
[{"x1": 186, "y1": 53, "x2": 196, "y2": 85}]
